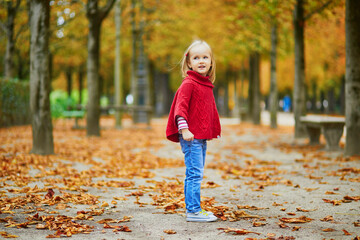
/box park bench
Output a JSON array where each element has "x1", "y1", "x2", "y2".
[
  {"x1": 300, "y1": 115, "x2": 345, "y2": 151},
  {"x1": 101, "y1": 105, "x2": 153, "y2": 127},
  {"x1": 62, "y1": 110, "x2": 85, "y2": 129}
]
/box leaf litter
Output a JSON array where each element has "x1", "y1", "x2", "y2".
[{"x1": 0, "y1": 119, "x2": 359, "y2": 238}]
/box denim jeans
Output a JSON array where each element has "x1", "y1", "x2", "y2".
[{"x1": 179, "y1": 135, "x2": 207, "y2": 213}]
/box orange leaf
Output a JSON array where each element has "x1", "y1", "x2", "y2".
[
  {"x1": 320, "y1": 216, "x2": 334, "y2": 222},
  {"x1": 292, "y1": 226, "x2": 301, "y2": 231},
  {"x1": 279, "y1": 216, "x2": 313, "y2": 223},
  {"x1": 44, "y1": 189, "x2": 55, "y2": 200},
  {"x1": 217, "y1": 227, "x2": 260, "y2": 235},
  {"x1": 322, "y1": 228, "x2": 335, "y2": 232},
  {"x1": 163, "y1": 229, "x2": 177, "y2": 234}
]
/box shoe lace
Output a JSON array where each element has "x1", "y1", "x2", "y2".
[{"x1": 199, "y1": 209, "x2": 208, "y2": 216}]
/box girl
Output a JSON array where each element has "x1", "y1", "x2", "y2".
[{"x1": 166, "y1": 40, "x2": 221, "y2": 222}]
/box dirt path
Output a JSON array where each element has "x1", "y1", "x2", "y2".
[{"x1": 0, "y1": 117, "x2": 359, "y2": 240}]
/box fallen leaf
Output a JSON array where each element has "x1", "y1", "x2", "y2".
[
  {"x1": 322, "y1": 199, "x2": 343, "y2": 205},
  {"x1": 0, "y1": 231, "x2": 19, "y2": 238},
  {"x1": 325, "y1": 191, "x2": 338, "y2": 195},
  {"x1": 113, "y1": 226, "x2": 132, "y2": 232},
  {"x1": 296, "y1": 207, "x2": 316, "y2": 212},
  {"x1": 292, "y1": 226, "x2": 301, "y2": 231},
  {"x1": 321, "y1": 216, "x2": 334, "y2": 222},
  {"x1": 322, "y1": 228, "x2": 335, "y2": 232},
  {"x1": 163, "y1": 229, "x2": 176, "y2": 234},
  {"x1": 217, "y1": 227, "x2": 260, "y2": 235},
  {"x1": 278, "y1": 221, "x2": 290, "y2": 228},
  {"x1": 279, "y1": 216, "x2": 313, "y2": 223},
  {"x1": 252, "y1": 221, "x2": 266, "y2": 227},
  {"x1": 267, "y1": 233, "x2": 276, "y2": 237},
  {"x1": 118, "y1": 216, "x2": 132, "y2": 223},
  {"x1": 344, "y1": 196, "x2": 360, "y2": 201},
  {"x1": 55, "y1": 204, "x2": 67, "y2": 210},
  {"x1": 44, "y1": 189, "x2": 55, "y2": 200}
]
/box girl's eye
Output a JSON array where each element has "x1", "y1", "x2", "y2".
[
  {"x1": 204, "y1": 56, "x2": 208, "y2": 59},
  {"x1": 194, "y1": 57, "x2": 199, "y2": 60}
]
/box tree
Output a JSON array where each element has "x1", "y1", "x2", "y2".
[
  {"x1": 249, "y1": 52, "x2": 261, "y2": 125},
  {"x1": 293, "y1": 0, "x2": 340, "y2": 138},
  {"x1": 85, "y1": 0, "x2": 116, "y2": 136},
  {"x1": 1, "y1": 0, "x2": 21, "y2": 79},
  {"x1": 293, "y1": 0, "x2": 307, "y2": 138},
  {"x1": 114, "y1": 0, "x2": 123, "y2": 128},
  {"x1": 269, "y1": 21, "x2": 278, "y2": 129},
  {"x1": 345, "y1": 0, "x2": 360, "y2": 155},
  {"x1": 29, "y1": 0, "x2": 54, "y2": 155}
]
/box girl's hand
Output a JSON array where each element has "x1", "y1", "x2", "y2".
[{"x1": 181, "y1": 128, "x2": 194, "y2": 141}]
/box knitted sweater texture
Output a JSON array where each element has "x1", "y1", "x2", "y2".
[{"x1": 166, "y1": 71, "x2": 221, "y2": 142}]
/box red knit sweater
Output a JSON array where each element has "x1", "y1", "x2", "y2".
[{"x1": 166, "y1": 71, "x2": 221, "y2": 142}]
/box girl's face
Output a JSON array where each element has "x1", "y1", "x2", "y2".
[{"x1": 187, "y1": 44, "x2": 212, "y2": 77}]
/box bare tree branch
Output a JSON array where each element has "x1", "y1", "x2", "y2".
[
  {"x1": 99, "y1": 0, "x2": 116, "y2": 22},
  {"x1": 305, "y1": 0, "x2": 333, "y2": 20}
]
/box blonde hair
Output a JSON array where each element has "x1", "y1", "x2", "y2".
[{"x1": 180, "y1": 40, "x2": 216, "y2": 83}]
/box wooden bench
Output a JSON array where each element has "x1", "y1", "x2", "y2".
[
  {"x1": 62, "y1": 110, "x2": 85, "y2": 129},
  {"x1": 300, "y1": 115, "x2": 345, "y2": 151}
]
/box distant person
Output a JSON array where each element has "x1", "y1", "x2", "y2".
[
  {"x1": 283, "y1": 95, "x2": 291, "y2": 112},
  {"x1": 166, "y1": 40, "x2": 221, "y2": 222}
]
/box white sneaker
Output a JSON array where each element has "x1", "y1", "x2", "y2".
[
  {"x1": 186, "y1": 210, "x2": 215, "y2": 216},
  {"x1": 186, "y1": 209, "x2": 218, "y2": 222}
]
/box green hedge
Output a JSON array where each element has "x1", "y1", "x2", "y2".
[{"x1": 0, "y1": 78, "x2": 31, "y2": 127}]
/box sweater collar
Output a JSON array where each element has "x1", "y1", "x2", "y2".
[{"x1": 186, "y1": 71, "x2": 214, "y2": 88}]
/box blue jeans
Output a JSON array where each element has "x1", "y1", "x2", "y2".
[{"x1": 179, "y1": 135, "x2": 207, "y2": 213}]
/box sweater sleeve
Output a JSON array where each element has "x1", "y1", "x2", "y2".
[
  {"x1": 173, "y1": 82, "x2": 193, "y2": 123},
  {"x1": 176, "y1": 116, "x2": 189, "y2": 131}
]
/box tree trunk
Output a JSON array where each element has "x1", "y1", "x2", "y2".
[
  {"x1": 114, "y1": 0, "x2": 123, "y2": 128},
  {"x1": 133, "y1": 0, "x2": 150, "y2": 124},
  {"x1": 29, "y1": 0, "x2": 54, "y2": 155},
  {"x1": 224, "y1": 80, "x2": 229, "y2": 117},
  {"x1": 250, "y1": 52, "x2": 261, "y2": 125},
  {"x1": 270, "y1": 23, "x2": 278, "y2": 129},
  {"x1": 4, "y1": 0, "x2": 20, "y2": 79},
  {"x1": 248, "y1": 55, "x2": 254, "y2": 120},
  {"x1": 345, "y1": 0, "x2": 360, "y2": 155},
  {"x1": 293, "y1": 0, "x2": 307, "y2": 138},
  {"x1": 232, "y1": 71, "x2": 240, "y2": 118},
  {"x1": 154, "y1": 69, "x2": 171, "y2": 117},
  {"x1": 86, "y1": 17, "x2": 101, "y2": 136},
  {"x1": 311, "y1": 81, "x2": 317, "y2": 113},
  {"x1": 340, "y1": 76, "x2": 345, "y2": 115},
  {"x1": 78, "y1": 65, "x2": 84, "y2": 106},
  {"x1": 66, "y1": 66, "x2": 73, "y2": 99},
  {"x1": 130, "y1": 0, "x2": 137, "y2": 107},
  {"x1": 16, "y1": 49, "x2": 25, "y2": 79},
  {"x1": 85, "y1": 0, "x2": 115, "y2": 136},
  {"x1": 327, "y1": 88, "x2": 335, "y2": 113}
]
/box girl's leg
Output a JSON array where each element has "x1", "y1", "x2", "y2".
[
  {"x1": 180, "y1": 137, "x2": 206, "y2": 213},
  {"x1": 202, "y1": 140, "x2": 207, "y2": 167}
]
